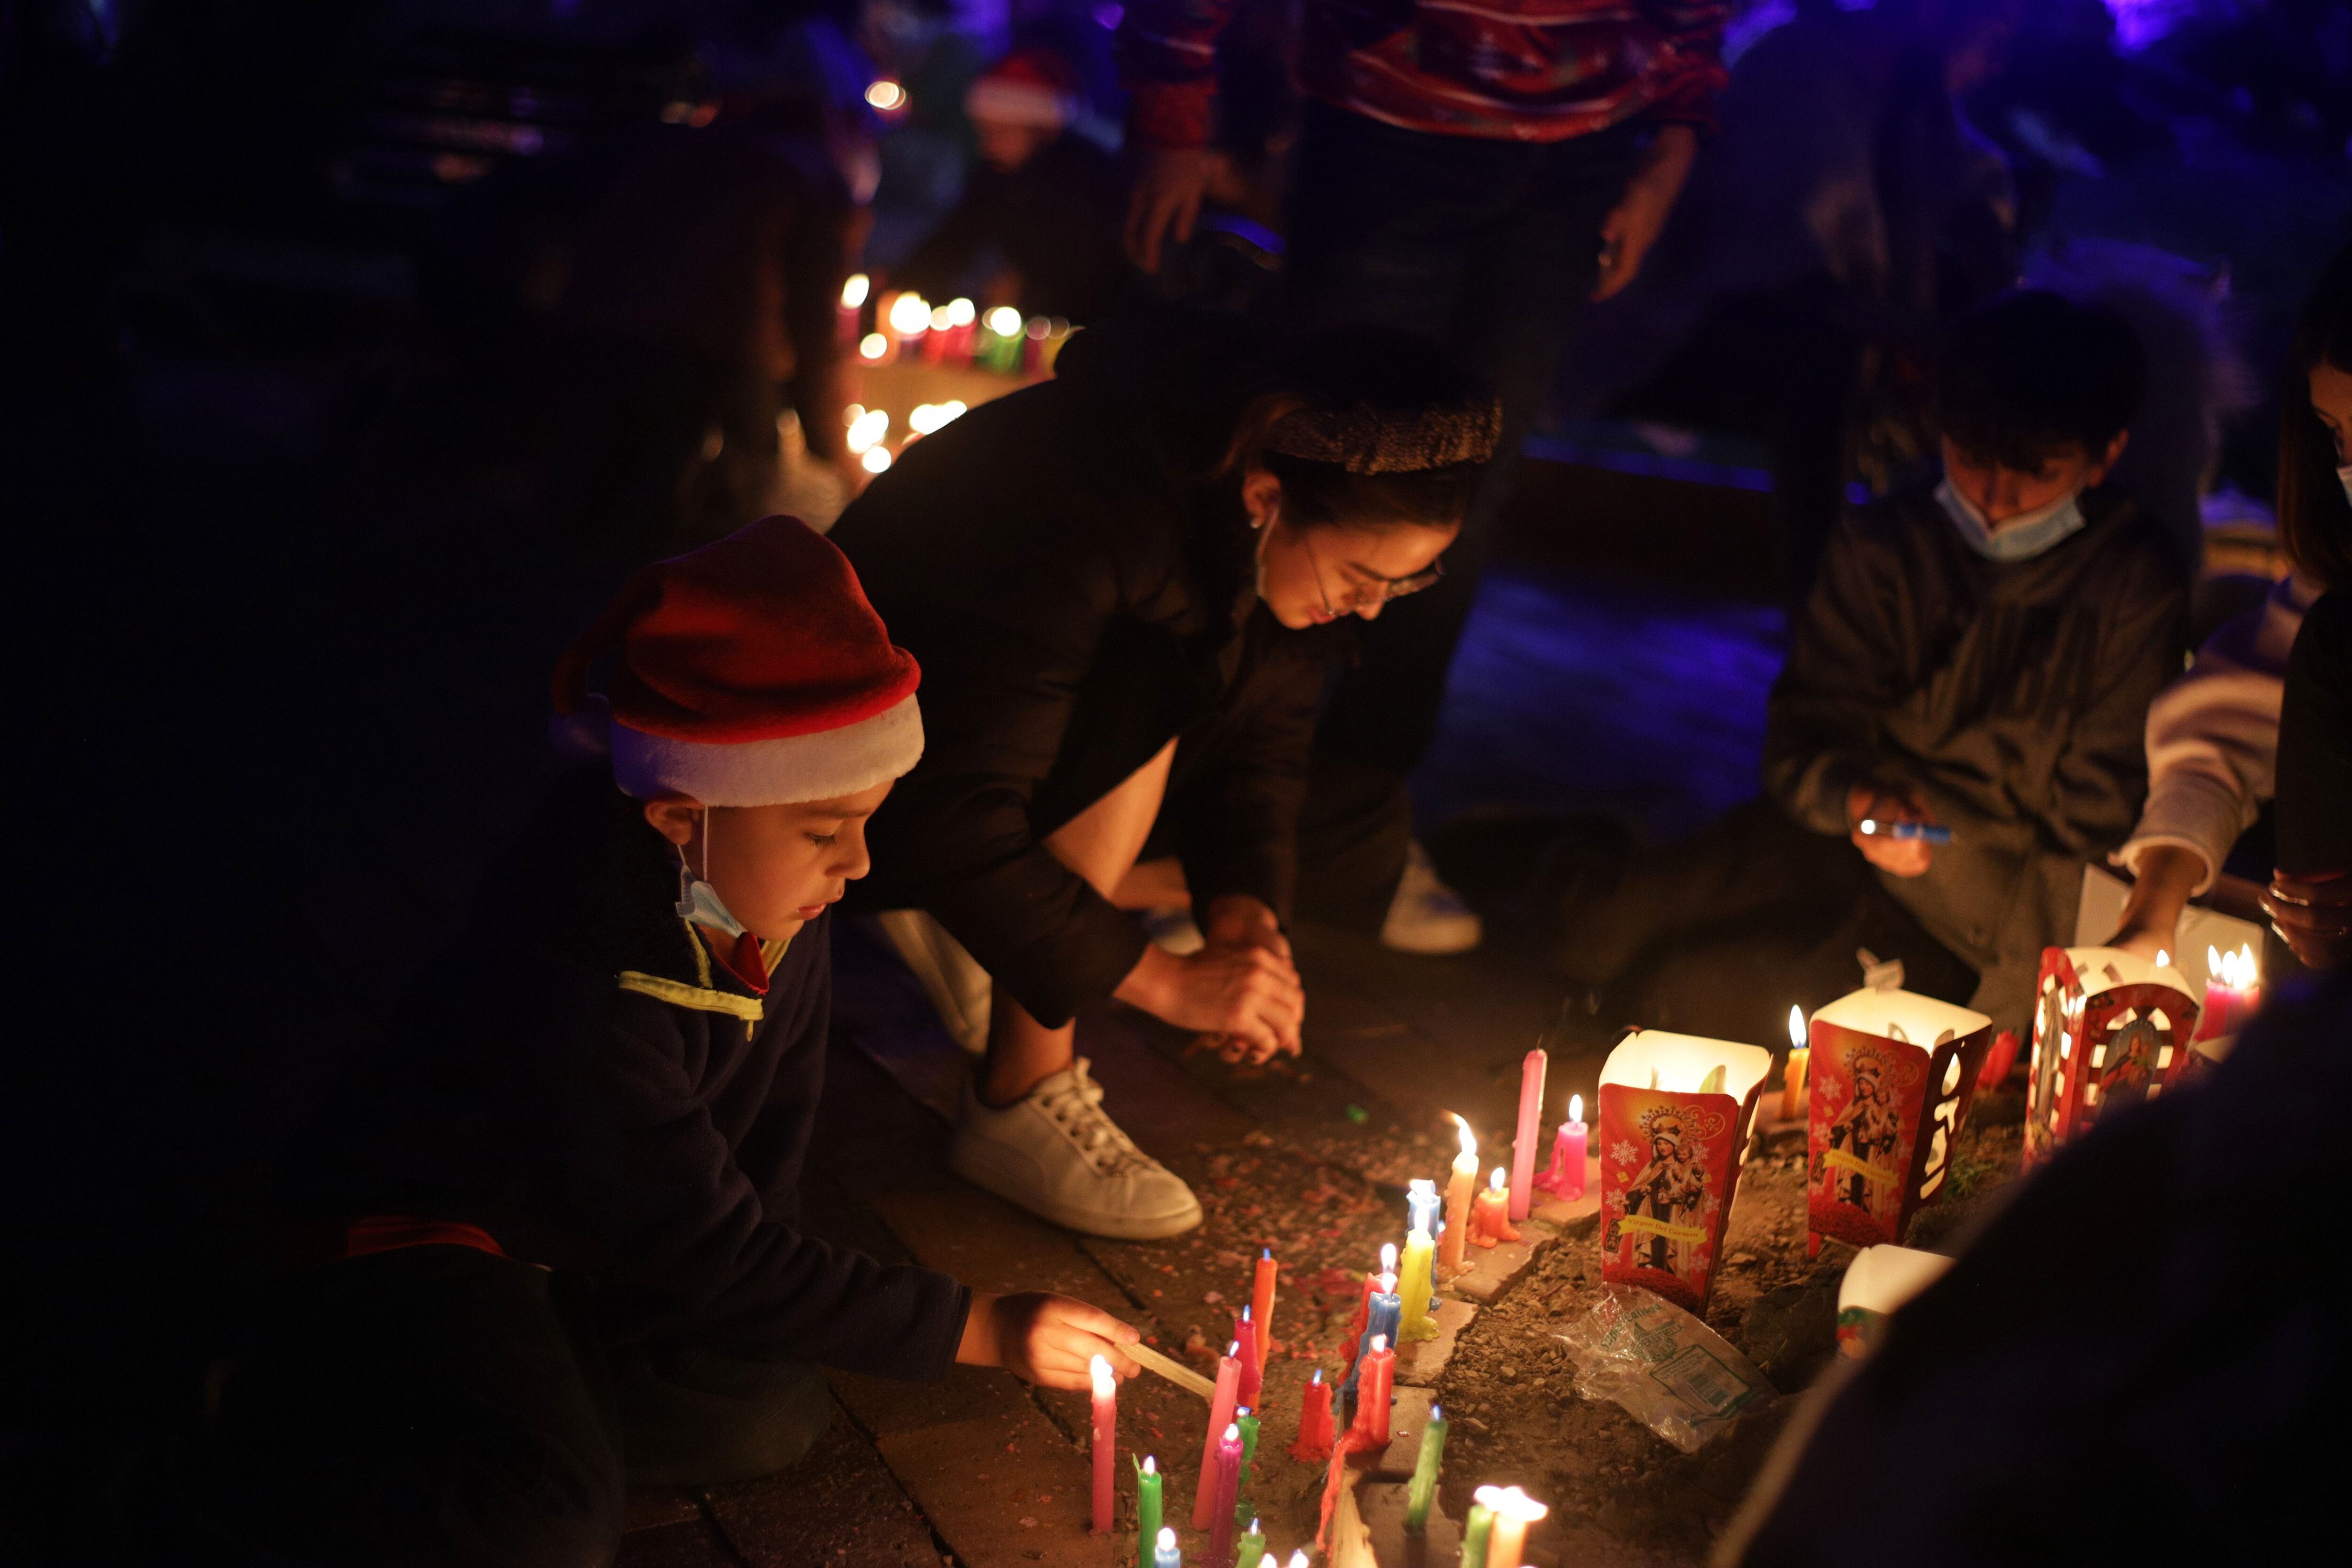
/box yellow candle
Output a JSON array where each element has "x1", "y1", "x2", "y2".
[
  {"x1": 1397, "y1": 1218, "x2": 1438, "y2": 1342},
  {"x1": 1781, "y1": 1005, "x2": 1810, "y2": 1120},
  {"x1": 1484, "y1": 1485, "x2": 1549, "y2": 1568},
  {"x1": 1438, "y1": 1114, "x2": 1478, "y2": 1275}
]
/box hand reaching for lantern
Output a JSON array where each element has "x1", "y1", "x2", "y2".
[
  {"x1": 2260, "y1": 870, "x2": 2352, "y2": 971},
  {"x1": 959, "y1": 1291, "x2": 1142, "y2": 1390}
]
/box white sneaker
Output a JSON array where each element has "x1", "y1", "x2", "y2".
[
  {"x1": 1138, "y1": 905, "x2": 1205, "y2": 954},
  {"x1": 870, "y1": 909, "x2": 991, "y2": 1054},
  {"x1": 1380, "y1": 840, "x2": 1483, "y2": 955},
  {"x1": 949, "y1": 1059, "x2": 1204, "y2": 1239}
]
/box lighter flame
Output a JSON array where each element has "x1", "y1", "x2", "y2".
[{"x1": 1788, "y1": 1004, "x2": 1805, "y2": 1049}]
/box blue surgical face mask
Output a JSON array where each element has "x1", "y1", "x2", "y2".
[
  {"x1": 1934, "y1": 478, "x2": 2088, "y2": 562},
  {"x1": 673, "y1": 812, "x2": 747, "y2": 939}
]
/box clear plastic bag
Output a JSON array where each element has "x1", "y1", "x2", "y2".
[{"x1": 1554, "y1": 1285, "x2": 1775, "y2": 1453}]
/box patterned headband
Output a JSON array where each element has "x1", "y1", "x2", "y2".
[{"x1": 1264, "y1": 398, "x2": 1503, "y2": 475}]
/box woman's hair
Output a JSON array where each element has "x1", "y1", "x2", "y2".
[
  {"x1": 1226, "y1": 329, "x2": 1498, "y2": 531},
  {"x1": 2280, "y1": 238, "x2": 2352, "y2": 591}
]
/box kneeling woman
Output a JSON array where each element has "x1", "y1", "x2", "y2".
[{"x1": 831, "y1": 315, "x2": 1494, "y2": 1237}]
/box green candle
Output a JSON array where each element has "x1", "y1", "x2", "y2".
[
  {"x1": 1460, "y1": 1497, "x2": 1496, "y2": 1568},
  {"x1": 1134, "y1": 1455, "x2": 1162, "y2": 1568},
  {"x1": 1405, "y1": 1404, "x2": 1447, "y2": 1532},
  {"x1": 1235, "y1": 1409, "x2": 1260, "y2": 1471},
  {"x1": 1234, "y1": 1517, "x2": 1265, "y2": 1568}
]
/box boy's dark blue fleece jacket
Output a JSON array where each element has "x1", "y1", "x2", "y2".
[{"x1": 290, "y1": 764, "x2": 969, "y2": 1381}]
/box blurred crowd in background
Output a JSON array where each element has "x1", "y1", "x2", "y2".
[{"x1": 5, "y1": 0, "x2": 2351, "y2": 568}]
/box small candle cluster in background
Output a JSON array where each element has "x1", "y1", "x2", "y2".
[{"x1": 836, "y1": 273, "x2": 1072, "y2": 377}]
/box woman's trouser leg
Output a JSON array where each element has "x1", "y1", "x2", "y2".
[{"x1": 981, "y1": 738, "x2": 1177, "y2": 1104}]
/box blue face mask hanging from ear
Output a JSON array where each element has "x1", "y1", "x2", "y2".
[
  {"x1": 674, "y1": 810, "x2": 747, "y2": 939},
  {"x1": 1934, "y1": 478, "x2": 2089, "y2": 563}
]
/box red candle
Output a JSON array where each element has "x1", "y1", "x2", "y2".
[
  {"x1": 1354, "y1": 1334, "x2": 1395, "y2": 1447},
  {"x1": 1250, "y1": 1248, "x2": 1278, "y2": 1366},
  {"x1": 1234, "y1": 1306, "x2": 1263, "y2": 1408},
  {"x1": 1208, "y1": 1422, "x2": 1244, "y2": 1568},
  {"x1": 1342, "y1": 1243, "x2": 1394, "y2": 1377},
  {"x1": 1192, "y1": 1344, "x2": 1242, "y2": 1529},
  {"x1": 1471, "y1": 1167, "x2": 1520, "y2": 1247},
  {"x1": 2195, "y1": 943, "x2": 2260, "y2": 1041},
  {"x1": 1289, "y1": 1368, "x2": 1334, "y2": 1462},
  {"x1": 1089, "y1": 1353, "x2": 1116, "y2": 1534},
  {"x1": 1510, "y1": 1047, "x2": 1547, "y2": 1221}
]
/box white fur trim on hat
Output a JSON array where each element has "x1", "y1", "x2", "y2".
[{"x1": 611, "y1": 693, "x2": 923, "y2": 806}]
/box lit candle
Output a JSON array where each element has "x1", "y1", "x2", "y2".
[
  {"x1": 1404, "y1": 1402, "x2": 1447, "y2": 1532},
  {"x1": 1781, "y1": 1006, "x2": 1810, "y2": 1121},
  {"x1": 1341, "y1": 1273, "x2": 1399, "y2": 1409},
  {"x1": 1208, "y1": 1422, "x2": 1244, "y2": 1568},
  {"x1": 1510, "y1": 1047, "x2": 1547, "y2": 1220},
  {"x1": 1288, "y1": 1369, "x2": 1333, "y2": 1462},
  {"x1": 1192, "y1": 1344, "x2": 1242, "y2": 1529},
  {"x1": 836, "y1": 272, "x2": 869, "y2": 346},
  {"x1": 2196, "y1": 943, "x2": 2261, "y2": 1041},
  {"x1": 1354, "y1": 1333, "x2": 1395, "y2": 1447},
  {"x1": 1234, "y1": 1405, "x2": 1260, "y2": 1471},
  {"x1": 1154, "y1": 1525, "x2": 1181, "y2": 1568},
  {"x1": 886, "y1": 290, "x2": 932, "y2": 342},
  {"x1": 1396, "y1": 1215, "x2": 1438, "y2": 1342},
  {"x1": 1461, "y1": 1491, "x2": 1497, "y2": 1568},
  {"x1": 1439, "y1": 1114, "x2": 1478, "y2": 1275},
  {"x1": 1406, "y1": 1177, "x2": 1442, "y2": 1237},
  {"x1": 1250, "y1": 1248, "x2": 1278, "y2": 1369},
  {"x1": 1090, "y1": 1353, "x2": 1117, "y2": 1534},
  {"x1": 1134, "y1": 1456, "x2": 1162, "y2": 1568},
  {"x1": 1235, "y1": 1517, "x2": 1265, "y2": 1568},
  {"x1": 1471, "y1": 1167, "x2": 1521, "y2": 1246},
  {"x1": 1233, "y1": 1306, "x2": 1262, "y2": 1408},
  {"x1": 1344, "y1": 1244, "x2": 1396, "y2": 1376},
  {"x1": 1485, "y1": 1485, "x2": 1549, "y2": 1568},
  {"x1": 1559, "y1": 1096, "x2": 1588, "y2": 1199}
]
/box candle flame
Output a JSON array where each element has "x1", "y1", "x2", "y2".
[
  {"x1": 1240, "y1": 1304, "x2": 1251, "y2": 1322},
  {"x1": 1310, "y1": 1368, "x2": 1321, "y2": 1385},
  {"x1": 1430, "y1": 1403, "x2": 1442, "y2": 1420},
  {"x1": 1788, "y1": 1004, "x2": 1805, "y2": 1048},
  {"x1": 1381, "y1": 1242, "x2": 1397, "y2": 1272},
  {"x1": 2209, "y1": 944, "x2": 2222, "y2": 973},
  {"x1": 1159, "y1": 1528, "x2": 1177, "y2": 1549},
  {"x1": 1142, "y1": 1455, "x2": 1156, "y2": 1474},
  {"x1": 1474, "y1": 1485, "x2": 1505, "y2": 1508},
  {"x1": 840, "y1": 273, "x2": 870, "y2": 309},
  {"x1": 1489, "y1": 1166, "x2": 1507, "y2": 1191},
  {"x1": 1493, "y1": 1486, "x2": 1550, "y2": 1524},
  {"x1": 1370, "y1": 1334, "x2": 1387, "y2": 1354},
  {"x1": 1090, "y1": 1353, "x2": 1113, "y2": 1394},
  {"x1": 1568, "y1": 1093, "x2": 1582, "y2": 1124},
  {"x1": 2155, "y1": 949, "x2": 2169, "y2": 969},
  {"x1": 1289, "y1": 1554, "x2": 1310, "y2": 1568},
  {"x1": 1227, "y1": 1341, "x2": 1239, "y2": 1359},
  {"x1": 1224, "y1": 1423, "x2": 1240, "y2": 1442},
  {"x1": 1450, "y1": 1112, "x2": 1477, "y2": 1161}
]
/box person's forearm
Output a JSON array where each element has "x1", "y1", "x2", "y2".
[
  {"x1": 958, "y1": 1290, "x2": 1001, "y2": 1366},
  {"x1": 2112, "y1": 844, "x2": 2208, "y2": 948}
]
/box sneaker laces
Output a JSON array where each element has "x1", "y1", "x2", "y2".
[{"x1": 1036, "y1": 1059, "x2": 1153, "y2": 1177}]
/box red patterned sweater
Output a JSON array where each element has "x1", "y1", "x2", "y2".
[{"x1": 1120, "y1": 0, "x2": 1730, "y2": 147}]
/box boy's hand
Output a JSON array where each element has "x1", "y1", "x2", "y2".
[
  {"x1": 959, "y1": 1291, "x2": 1143, "y2": 1390},
  {"x1": 2261, "y1": 871, "x2": 2352, "y2": 971},
  {"x1": 1847, "y1": 784, "x2": 1936, "y2": 877}
]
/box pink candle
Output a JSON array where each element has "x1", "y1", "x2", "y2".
[
  {"x1": 1355, "y1": 1334, "x2": 1395, "y2": 1447},
  {"x1": 1561, "y1": 1096, "x2": 1587, "y2": 1199},
  {"x1": 2195, "y1": 943, "x2": 2260, "y2": 1041},
  {"x1": 1510, "y1": 1048, "x2": 1547, "y2": 1221},
  {"x1": 1234, "y1": 1306, "x2": 1262, "y2": 1408},
  {"x1": 1089, "y1": 1354, "x2": 1116, "y2": 1534},
  {"x1": 1192, "y1": 1344, "x2": 1242, "y2": 1529},
  {"x1": 1208, "y1": 1422, "x2": 1245, "y2": 1568}
]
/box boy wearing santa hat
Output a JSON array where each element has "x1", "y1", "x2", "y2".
[{"x1": 203, "y1": 517, "x2": 1139, "y2": 1562}]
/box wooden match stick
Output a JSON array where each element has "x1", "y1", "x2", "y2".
[{"x1": 1126, "y1": 1340, "x2": 1216, "y2": 1401}]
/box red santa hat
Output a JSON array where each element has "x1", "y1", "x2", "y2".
[
  {"x1": 964, "y1": 48, "x2": 1077, "y2": 130},
  {"x1": 550, "y1": 516, "x2": 922, "y2": 806}
]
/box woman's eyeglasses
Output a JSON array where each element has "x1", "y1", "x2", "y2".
[{"x1": 1303, "y1": 533, "x2": 1445, "y2": 617}]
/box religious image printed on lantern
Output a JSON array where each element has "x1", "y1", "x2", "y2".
[
  {"x1": 1597, "y1": 1031, "x2": 1772, "y2": 1313},
  {"x1": 2025, "y1": 947, "x2": 2200, "y2": 1168},
  {"x1": 1804, "y1": 986, "x2": 1994, "y2": 1254}
]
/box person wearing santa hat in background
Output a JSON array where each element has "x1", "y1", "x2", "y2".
[
  {"x1": 891, "y1": 46, "x2": 1142, "y2": 325},
  {"x1": 200, "y1": 517, "x2": 1141, "y2": 1563}
]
